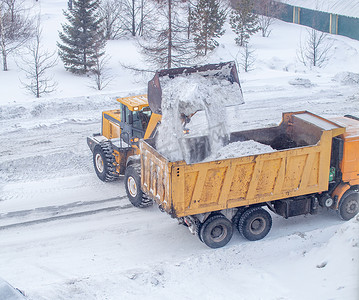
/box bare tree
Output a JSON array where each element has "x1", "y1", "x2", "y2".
[
  {"x1": 3, "y1": 0, "x2": 26, "y2": 21},
  {"x1": 92, "y1": 53, "x2": 112, "y2": 90},
  {"x1": 99, "y1": 0, "x2": 123, "y2": 39},
  {"x1": 237, "y1": 43, "x2": 255, "y2": 72},
  {"x1": 253, "y1": 0, "x2": 282, "y2": 37},
  {"x1": 0, "y1": 0, "x2": 33, "y2": 70},
  {"x1": 139, "y1": 0, "x2": 194, "y2": 69},
  {"x1": 120, "y1": 0, "x2": 154, "y2": 37},
  {"x1": 297, "y1": 28, "x2": 333, "y2": 68},
  {"x1": 18, "y1": 17, "x2": 57, "y2": 97}
]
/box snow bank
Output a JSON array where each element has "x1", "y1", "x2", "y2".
[
  {"x1": 155, "y1": 73, "x2": 243, "y2": 163},
  {"x1": 205, "y1": 140, "x2": 275, "y2": 161},
  {"x1": 333, "y1": 72, "x2": 359, "y2": 85},
  {"x1": 289, "y1": 78, "x2": 314, "y2": 88},
  {"x1": 0, "y1": 94, "x2": 120, "y2": 121},
  {"x1": 275, "y1": 216, "x2": 359, "y2": 300}
]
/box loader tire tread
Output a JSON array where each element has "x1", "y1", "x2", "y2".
[
  {"x1": 93, "y1": 141, "x2": 119, "y2": 182},
  {"x1": 125, "y1": 163, "x2": 153, "y2": 208}
]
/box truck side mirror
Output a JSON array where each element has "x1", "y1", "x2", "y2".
[{"x1": 129, "y1": 111, "x2": 133, "y2": 124}]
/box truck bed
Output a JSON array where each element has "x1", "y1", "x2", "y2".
[{"x1": 140, "y1": 111, "x2": 345, "y2": 218}]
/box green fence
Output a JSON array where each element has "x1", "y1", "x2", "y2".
[
  {"x1": 276, "y1": 2, "x2": 292, "y2": 23},
  {"x1": 300, "y1": 8, "x2": 330, "y2": 33},
  {"x1": 339, "y1": 16, "x2": 359, "y2": 40},
  {"x1": 273, "y1": 2, "x2": 359, "y2": 41}
]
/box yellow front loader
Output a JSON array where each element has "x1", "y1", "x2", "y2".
[
  {"x1": 87, "y1": 62, "x2": 243, "y2": 208},
  {"x1": 87, "y1": 94, "x2": 161, "y2": 207}
]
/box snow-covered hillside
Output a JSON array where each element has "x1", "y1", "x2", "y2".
[{"x1": 0, "y1": 1, "x2": 359, "y2": 299}]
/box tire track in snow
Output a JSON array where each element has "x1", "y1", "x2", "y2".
[{"x1": 0, "y1": 196, "x2": 133, "y2": 230}]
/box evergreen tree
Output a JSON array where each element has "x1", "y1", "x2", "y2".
[
  {"x1": 57, "y1": 0, "x2": 106, "y2": 74},
  {"x1": 190, "y1": 0, "x2": 225, "y2": 56},
  {"x1": 230, "y1": 0, "x2": 259, "y2": 47}
]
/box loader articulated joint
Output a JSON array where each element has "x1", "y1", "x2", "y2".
[{"x1": 126, "y1": 155, "x2": 140, "y2": 168}]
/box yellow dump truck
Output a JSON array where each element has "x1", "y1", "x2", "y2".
[{"x1": 139, "y1": 111, "x2": 359, "y2": 248}]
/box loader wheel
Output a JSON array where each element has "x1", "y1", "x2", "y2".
[
  {"x1": 199, "y1": 214, "x2": 233, "y2": 248},
  {"x1": 238, "y1": 207, "x2": 272, "y2": 241},
  {"x1": 93, "y1": 141, "x2": 119, "y2": 182},
  {"x1": 124, "y1": 164, "x2": 152, "y2": 208},
  {"x1": 338, "y1": 190, "x2": 359, "y2": 221}
]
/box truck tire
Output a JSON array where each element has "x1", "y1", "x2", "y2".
[
  {"x1": 93, "y1": 141, "x2": 119, "y2": 182},
  {"x1": 238, "y1": 207, "x2": 272, "y2": 241},
  {"x1": 199, "y1": 214, "x2": 233, "y2": 248},
  {"x1": 124, "y1": 164, "x2": 153, "y2": 208},
  {"x1": 338, "y1": 190, "x2": 359, "y2": 221},
  {"x1": 232, "y1": 207, "x2": 246, "y2": 229}
]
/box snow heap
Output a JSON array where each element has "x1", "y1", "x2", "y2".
[
  {"x1": 155, "y1": 73, "x2": 243, "y2": 162},
  {"x1": 333, "y1": 72, "x2": 359, "y2": 85},
  {"x1": 205, "y1": 140, "x2": 275, "y2": 161}
]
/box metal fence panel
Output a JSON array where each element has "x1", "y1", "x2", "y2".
[
  {"x1": 300, "y1": 8, "x2": 330, "y2": 33},
  {"x1": 338, "y1": 16, "x2": 359, "y2": 40},
  {"x1": 275, "y1": 2, "x2": 359, "y2": 41},
  {"x1": 276, "y1": 2, "x2": 293, "y2": 23}
]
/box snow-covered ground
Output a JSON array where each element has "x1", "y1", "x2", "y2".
[{"x1": 0, "y1": 1, "x2": 359, "y2": 299}]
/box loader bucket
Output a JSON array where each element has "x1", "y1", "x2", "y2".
[{"x1": 147, "y1": 61, "x2": 243, "y2": 115}]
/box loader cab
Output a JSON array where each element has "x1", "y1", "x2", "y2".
[
  {"x1": 120, "y1": 103, "x2": 152, "y2": 140},
  {"x1": 117, "y1": 95, "x2": 152, "y2": 144}
]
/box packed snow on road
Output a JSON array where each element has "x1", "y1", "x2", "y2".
[{"x1": 0, "y1": 1, "x2": 359, "y2": 300}]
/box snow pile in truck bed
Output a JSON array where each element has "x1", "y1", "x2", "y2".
[
  {"x1": 156, "y1": 73, "x2": 243, "y2": 163},
  {"x1": 205, "y1": 140, "x2": 275, "y2": 161}
]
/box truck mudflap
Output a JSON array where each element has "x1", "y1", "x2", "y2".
[{"x1": 332, "y1": 182, "x2": 353, "y2": 209}]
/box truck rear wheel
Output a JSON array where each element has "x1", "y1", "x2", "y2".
[
  {"x1": 199, "y1": 214, "x2": 233, "y2": 248},
  {"x1": 338, "y1": 190, "x2": 359, "y2": 221},
  {"x1": 93, "y1": 141, "x2": 119, "y2": 182},
  {"x1": 124, "y1": 164, "x2": 152, "y2": 208},
  {"x1": 238, "y1": 207, "x2": 272, "y2": 241}
]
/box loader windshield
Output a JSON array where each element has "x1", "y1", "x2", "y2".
[{"x1": 132, "y1": 107, "x2": 152, "y2": 131}]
